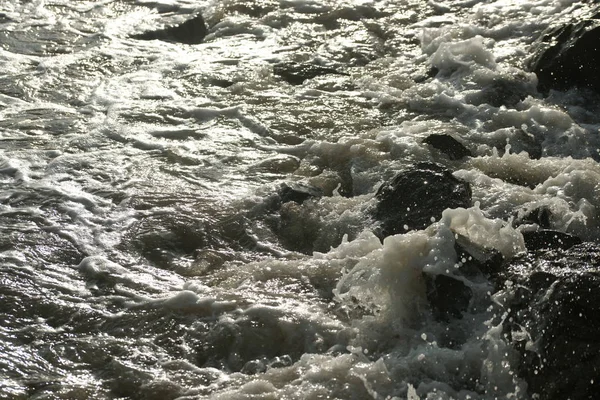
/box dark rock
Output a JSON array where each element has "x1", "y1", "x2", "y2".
[
  {"x1": 0, "y1": 12, "x2": 13, "y2": 23},
  {"x1": 522, "y1": 229, "x2": 582, "y2": 251},
  {"x1": 422, "y1": 234, "x2": 502, "y2": 322},
  {"x1": 424, "y1": 273, "x2": 472, "y2": 321},
  {"x1": 423, "y1": 134, "x2": 473, "y2": 160},
  {"x1": 503, "y1": 242, "x2": 600, "y2": 399},
  {"x1": 529, "y1": 9, "x2": 600, "y2": 93},
  {"x1": 278, "y1": 182, "x2": 323, "y2": 206},
  {"x1": 132, "y1": 13, "x2": 207, "y2": 45},
  {"x1": 516, "y1": 128, "x2": 543, "y2": 160},
  {"x1": 373, "y1": 162, "x2": 472, "y2": 237},
  {"x1": 273, "y1": 62, "x2": 349, "y2": 85},
  {"x1": 454, "y1": 234, "x2": 504, "y2": 277}
]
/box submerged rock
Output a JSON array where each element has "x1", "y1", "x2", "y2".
[
  {"x1": 465, "y1": 76, "x2": 534, "y2": 108},
  {"x1": 423, "y1": 134, "x2": 472, "y2": 160},
  {"x1": 273, "y1": 62, "x2": 348, "y2": 85},
  {"x1": 258, "y1": 182, "x2": 325, "y2": 254},
  {"x1": 373, "y1": 162, "x2": 472, "y2": 237},
  {"x1": 503, "y1": 242, "x2": 600, "y2": 399},
  {"x1": 132, "y1": 13, "x2": 208, "y2": 44},
  {"x1": 529, "y1": 9, "x2": 600, "y2": 93},
  {"x1": 414, "y1": 66, "x2": 440, "y2": 83}
]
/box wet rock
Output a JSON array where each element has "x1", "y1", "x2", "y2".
[
  {"x1": 249, "y1": 155, "x2": 301, "y2": 174},
  {"x1": 529, "y1": 8, "x2": 600, "y2": 93},
  {"x1": 265, "y1": 182, "x2": 323, "y2": 213},
  {"x1": 429, "y1": 1, "x2": 451, "y2": 15},
  {"x1": 373, "y1": 162, "x2": 472, "y2": 237},
  {"x1": 424, "y1": 273, "x2": 472, "y2": 321},
  {"x1": 278, "y1": 182, "x2": 323, "y2": 205},
  {"x1": 209, "y1": 78, "x2": 234, "y2": 88},
  {"x1": 273, "y1": 62, "x2": 349, "y2": 85},
  {"x1": 503, "y1": 242, "x2": 600, "y2": 400},
  {"x1": 0, "y1": 13, "x2": 12, "y2": 23},
  {"x1": 241, "y1": 358, "x2": 268, "y2": 375},
  {"x1": 132, "y1": 13, "x2": 207, "y2": 45},
  {"x1": 515, "y1": 129, "x2": 543, "y2": 160},
  {"x1": 522, "y1": 229, "x2": 582, "y2": 251},
  {"x1": 138, "y1": 380, "x2": 184, "y2": 400},
  {"x1": 423, "y1": 134, "x2": 472, "y2": 160},
  {"x1": 454, "y1": 234, "x2": 504, "y2": 277},
  {"x1": 515, "y1": 206, "x2": 582, "y2": 252},
  {"x1": 423, "y1": 234, "x2": 503, "y2": 322}
]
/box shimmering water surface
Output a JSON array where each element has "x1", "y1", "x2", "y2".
[{"x1": 1, "y1": 0, "x2": 599, "y2": 399}]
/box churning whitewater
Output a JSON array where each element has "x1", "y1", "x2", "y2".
[{"x1": 1, "y1": 0, "x2": 600, "y2": 399}]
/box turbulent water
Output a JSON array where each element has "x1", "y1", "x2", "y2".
[{"x1": 2, "y1": 0, "x2": 600, "y2": 399}]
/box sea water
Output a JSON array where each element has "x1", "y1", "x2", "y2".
[{"x1": 1, "y1": 0, "x2": 598, "y2": 398}]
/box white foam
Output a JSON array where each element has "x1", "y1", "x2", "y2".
[
  {"x1": 441, "y1": 206, "x2": 525, "y2": 258},
  {"x1": 430, "y1": 36, "x2": 497, "y2": 73},
  {"x1": 464, "y1": 152, "x2": 600, "y2": 238},
  {"x1": 156, "y1": 289, "x2": 238, "y2": 315},
  {"x1": 78, "y1": 255, "x2": 129, "y2": 277}
]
